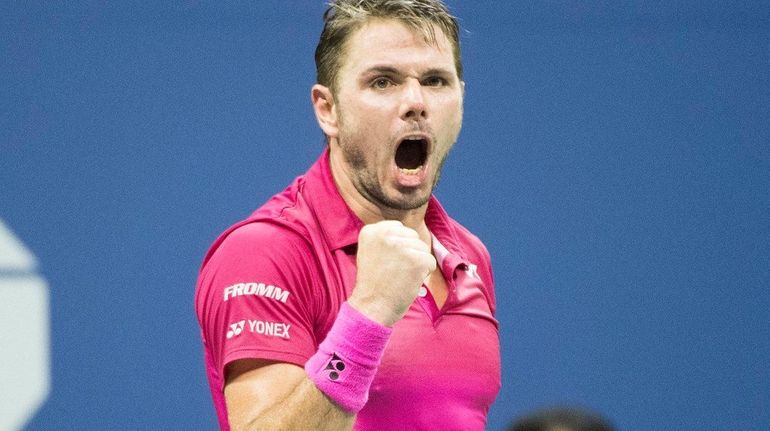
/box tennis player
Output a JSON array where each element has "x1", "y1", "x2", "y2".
[{"x1": 195, "y1": 1, "x2": 500, "y2": 429}]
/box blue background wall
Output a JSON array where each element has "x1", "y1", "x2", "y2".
[{"x1": 2, "y1": 2, "x2": 768, "y2": 430}]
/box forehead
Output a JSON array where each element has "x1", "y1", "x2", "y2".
[{"x1": 340, "y1": 18, "x2": 456, "y2": 76}]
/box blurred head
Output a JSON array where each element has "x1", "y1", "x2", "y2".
[
  {"x1": 315, "y1": 0, "x2": 462, "y2": 95},
  {"x1": 508, "y1": 407, "x2": 615, "y2": 431}
]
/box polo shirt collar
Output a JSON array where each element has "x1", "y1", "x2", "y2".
[
  {"x1": 303, "y1": 148, "x2": 467, "y2": 260},
  {"x1": 303, "y1": 148, "x2": 363, "y2": 251}
]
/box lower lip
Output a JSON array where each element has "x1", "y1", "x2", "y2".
[{"x1": 392, "y1": 162, "x2": 429, "y2": 187}]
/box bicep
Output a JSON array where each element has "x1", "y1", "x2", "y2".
[{"x1": 224, "y1": 359, "x2": 307, "y2": 430}]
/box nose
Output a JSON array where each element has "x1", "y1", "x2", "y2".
[{"x1": 400, "y1": 78, "x2": 427, "y2": 121}]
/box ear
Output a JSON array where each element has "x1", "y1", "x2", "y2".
[{"x1": 311, "y1": 84, "x2": 338, "y2": 140}]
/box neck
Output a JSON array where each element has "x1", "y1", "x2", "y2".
[{"x1": 328, "y1": 145, "x2": 431, "y2": 240}]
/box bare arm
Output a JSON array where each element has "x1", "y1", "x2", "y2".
[
  {"x1": 225, "y1": 221, "x2": 434, "y2": 430},
  {"x1": 225, "y1": 359, "x2": 354, "y2": 431}
]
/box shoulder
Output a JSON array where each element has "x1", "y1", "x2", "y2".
[
  {"x1": 199, "y1": 220, "x2": 318, "y2": 292},
  {"x1": 194, "y1": 221, "x2": 323, "y2": 375},
  {"x1": 215, "y1": 221, "x2": 312, "y2": 261},
  {"x1": 199, "y1": 175, "x2": 318, "y2": 268},
  {"x1": 195, "y1": 219, "x2": 322, "y2": 335}
]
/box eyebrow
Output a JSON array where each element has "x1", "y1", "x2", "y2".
[
  {"x1": 361, "y1": 66, "x2": 400, "y2": 77},
  {"x1": 360, "y1": 65, "x2": 455, "y2": 78}
]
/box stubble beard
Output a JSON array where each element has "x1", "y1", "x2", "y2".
[{"x1": 336, "y1": 130, "x2": 450, "y2": 212}]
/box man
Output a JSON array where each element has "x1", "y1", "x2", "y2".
[{"x1": 195, "y1": 1, "x2": 500, "y2": 429}]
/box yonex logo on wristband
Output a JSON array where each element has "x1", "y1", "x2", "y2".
[
  {"x1": 324, "y1": 353, "x2": 346, "y2": 381},
  {"x1": 304, "y1": 303, "x2": 391, "y2": 413}
]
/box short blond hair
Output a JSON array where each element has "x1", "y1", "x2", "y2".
[{"x1": 315, "y1": 0, "x2": 462, "y2": 93}]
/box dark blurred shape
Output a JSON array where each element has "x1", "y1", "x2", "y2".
[{"x1": 508, "y1": 407, "x2": 615, "y2": 431}]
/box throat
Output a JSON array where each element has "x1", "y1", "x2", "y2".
[{"x1": 425, "y1": 267, "x2": 449, "y2": 309}]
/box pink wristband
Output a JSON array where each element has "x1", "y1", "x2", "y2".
[{"x1": 304, "y1": 302, "x2": 393, "y2": 413}]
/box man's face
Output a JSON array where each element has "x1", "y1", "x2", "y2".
[{"x1": 330, "y1": 18, "x2": 463, "y2": 212}]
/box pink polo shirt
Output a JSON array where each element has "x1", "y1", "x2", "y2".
[{"x1": 195, "y1": 149, "x2": 500, "y2": 430}]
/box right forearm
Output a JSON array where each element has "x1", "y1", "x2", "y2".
[
  {"x1": 226, "y1": 301, "x2": 392, "y2": 431},
  {"x1": 240, "y1": 378, "x2": 354, "y2": 431}
]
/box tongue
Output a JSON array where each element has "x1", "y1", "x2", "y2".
[{"x1": 395, "y1": 140, "x2": 424, "y2": 170}]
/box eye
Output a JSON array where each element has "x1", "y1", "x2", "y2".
[
  {"x1": 424, "y1": 76, "x2": 447, "y2": 87},
  {"x1": 372, "y1": 77, "x2": 393, "y2": 89}
]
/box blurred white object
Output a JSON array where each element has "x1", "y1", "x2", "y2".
[{"x1": 0, "y1": 219, "x2": 51, "y2": 431}]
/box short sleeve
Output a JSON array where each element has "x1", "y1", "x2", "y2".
[{"x1": 195, "y1": 221, "x2": 319, "y2": 382}]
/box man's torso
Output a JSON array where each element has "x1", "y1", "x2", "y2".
[{"x1": 195, "y1": 149, "x2": 500, "y2": 430}]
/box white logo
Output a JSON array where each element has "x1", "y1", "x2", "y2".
[
  {"x1": 223, "y1": 282, "x2": 290, "y2": 304},
  {"x1": 466, "y1": 263, "x2": 480, "y2": 280},
  {"x1": 247, "y1": 319, "x2": 291, "y2": 339},
  {"x1": 225, "y1": 319, "x2": 291, "y2": 340},
  {"x1": 226, "y1": 320, "x2": 246, "y2": 339}
]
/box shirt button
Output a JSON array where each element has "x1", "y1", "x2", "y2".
[{"x1": 418, "y1": 286, "x2": 428, "y2": 297}]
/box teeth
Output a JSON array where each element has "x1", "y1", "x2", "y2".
[{"x1": 399, "y1": 166, "x2": 422, "y2": 175}]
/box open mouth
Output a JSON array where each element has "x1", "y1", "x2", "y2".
[{"x1": 395, "y1": 138, "x2": 428, "y2": 173}]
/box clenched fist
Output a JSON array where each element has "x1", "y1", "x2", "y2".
[{"x1": 347, "y1": 220, "x2": 437, "y2": 327}]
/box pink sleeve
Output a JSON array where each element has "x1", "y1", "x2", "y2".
[{"x1": 195, "y1": 222, "x2": 319, "y2": 382}]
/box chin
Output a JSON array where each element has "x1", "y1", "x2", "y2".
[{"x1": 385, "y1": 191, "x2": 431, "y2": 211}]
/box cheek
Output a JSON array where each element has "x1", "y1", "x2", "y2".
[
  {"x1": 434, "y1": 92, "x2": 463, "y2": 119},
  {"x1": 343, "y1": 101, "x2": 387, "y2": 132},
  {"x1": 438, "y1": 101, "x2": 463, "y2": 134},
  {"x1": 450, "y1": 100, "x2": 464, "y2": 134}
]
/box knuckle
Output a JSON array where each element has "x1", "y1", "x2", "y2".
[
  {"x1": 359, "y1": 225, "x2": 373, "y2": 238},
  {"x1": 383, "y1": 236, "x2": 397, "y2": 248}
]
